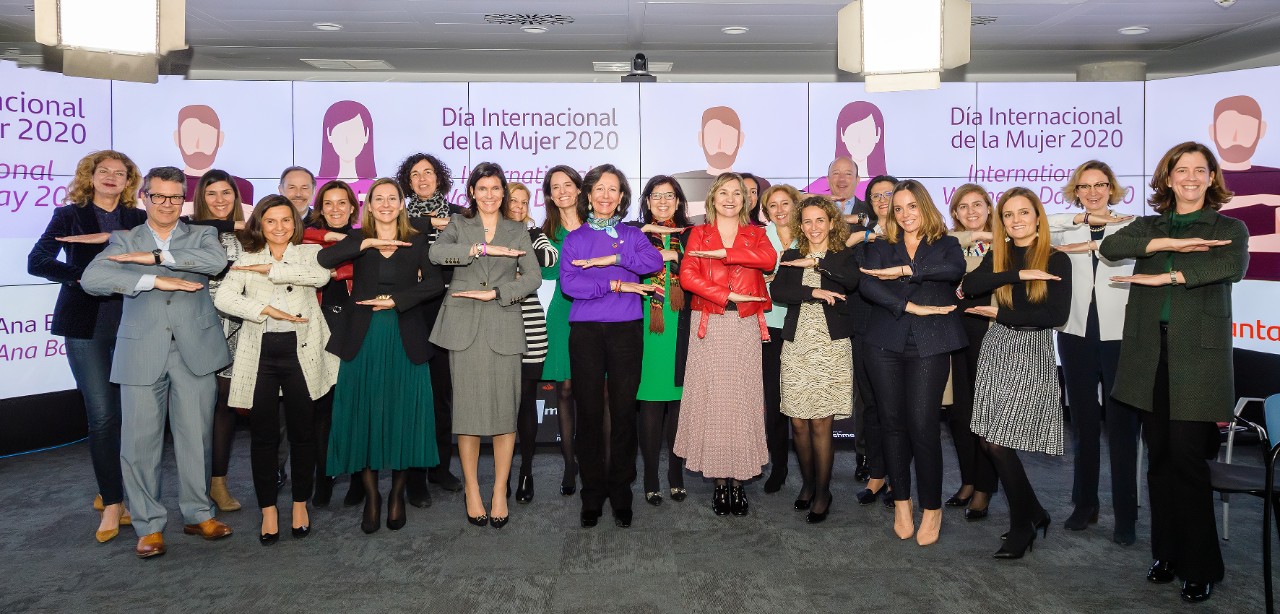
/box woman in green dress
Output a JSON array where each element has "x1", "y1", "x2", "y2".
[
  {"x1": 632, "y1": 175, "x2": 692, "y2": 505},
  {"x1": 540, "y1": 165, "x2": 584, "y2": 496}
]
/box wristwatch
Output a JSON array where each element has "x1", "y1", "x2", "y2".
[{"x1": 151, "y1": 249, "x2": 162, "y2": 265}]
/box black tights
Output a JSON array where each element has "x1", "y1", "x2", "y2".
[
  {"x1": 361, "y1": 468, "x2": 406, "y2": 526},
  {"x1": 793, "y1": 417, "x2": 835, "y2": 514},
  {"x1": 638, "y1": 400, "x2": 684, "y2": 493},
  {"x1": 981, "y1": 438, "x2": 1044, "y2": 540},
  {"x1": 516, "y1": 371, "x2": 540, "y2": 476},
  {"x1": 212, "y1": 376, "x2": 235, "y2": 478},
  {"x1": 556, "y1": 380, "x2": 578, "y2": 487}
]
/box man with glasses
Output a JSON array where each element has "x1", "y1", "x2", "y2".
[{"x1": 82, "y1": 166, "x2": 234, "y2": 558}]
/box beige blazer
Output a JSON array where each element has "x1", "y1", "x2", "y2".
[{"x1": 213, "y1": 243, "x2": 338, "y2": 409}]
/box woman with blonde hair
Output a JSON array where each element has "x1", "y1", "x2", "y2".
[
  {"x1": 858, "y1": 180, "x2": 966, "y2": 546},
  {"x1": 676, "y1": 173, "x2": 777, "y2": 517},
  {"x1": 28, "y1": 150, "x2": 146, "y2": 543},
  {"x1": 961, "y1": 187, "x2": 1071, "y2": 559},
  {"x1": 319, "y1": 178, "x2": 445, "y2": 534},
  {"x1": 1049, "y1": 161, "x2": 1140, "y2": 543},
  {"x1": 770, "y1": 196, "x2": 860, "y2": 523},
  {"x1": 943, "y1": 184, "x2": 999, "y2": 520}
]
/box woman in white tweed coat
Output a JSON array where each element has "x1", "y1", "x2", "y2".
[{"x1": 214, "y1": 195, "x2": 337, "y2": 543}]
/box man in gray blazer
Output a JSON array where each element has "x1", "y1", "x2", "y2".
[{"x1": 81, "y1": 166, "x2": 234, "y2": 558}]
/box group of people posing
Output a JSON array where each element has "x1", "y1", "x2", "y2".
[{"x1": 30, "y1": 140, "x2": 1247, "y2": 605}]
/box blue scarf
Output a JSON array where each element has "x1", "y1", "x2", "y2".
[{"x1": 587, "y1": 213, "x2": 621, "y2": 238}]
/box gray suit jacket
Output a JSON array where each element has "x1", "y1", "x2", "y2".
[
  {"x1": 81, "y1": 221, "x2": 232, "y2": 385},
  {"x1": 429, "y1": 214, "x2": 541, "y2": 355}
]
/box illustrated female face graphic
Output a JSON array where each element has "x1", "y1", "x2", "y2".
[
  {"x1": 840, "y1": 115, "x2": 881, "y2": 161},
  {"x1": 327, "y1": 114, "x2": 369, "y2": 161}
]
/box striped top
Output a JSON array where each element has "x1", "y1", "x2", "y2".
[{"x1": 522, "y1": 227, "x2": 558, "y2": 364}]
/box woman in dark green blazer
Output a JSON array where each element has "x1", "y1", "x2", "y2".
[{"x1": 1100, "y1": 141, "x2": 1249, "y2": 605}]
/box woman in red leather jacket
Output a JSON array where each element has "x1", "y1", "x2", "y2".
[{"x1": 674, "y1": 172, "x2": 777, "y2": 517}]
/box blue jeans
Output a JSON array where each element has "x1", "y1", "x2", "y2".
[{"x1": 65, "y1": 333, "x2": 124, "y2": 504}]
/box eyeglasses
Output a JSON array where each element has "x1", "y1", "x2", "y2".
[
  {"x1": 869, "y1": 191, "x2": 893, "y2": 202},
  {"x1": 649, "y1": 192, "x2": 677, "y2": 202},
  {"x1": 146, "y1": 192, "x2": 184, "y2": 205},
  {"x1": 1076, "y1": 182, "x2": 1111, "y2": 193}
]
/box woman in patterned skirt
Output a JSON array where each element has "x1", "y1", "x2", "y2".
[
  {"x1": 961, "y1": 187, "x2": 1071, "y2": 559},
  {"x1": 540, "y1": 165, "x2": 584, "y2": 496},
  {"x1": 676, "y1": 172, "x2": 777, "y2": 517},
  {"x1": 770, "y1": 196, "x2": 859, "y2": 523}
]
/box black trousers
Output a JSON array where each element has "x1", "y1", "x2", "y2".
[
  {"x1": 948, "y1": 317, "x2": 999, "y2": 494},
  {"x1": 852, "y1": 336, "x2": 887, "y2": 479},
  {"x1": 570, "y1": 320, "x2": 643, "y2": 513},
  {"x1": 428, "y1": 347, "x2": 454, "y2": 471},
  {"x1": 865, "y1": 343, "x2": 948, "y2": 509},
  {"x1": 1141, "y1": 327, "x2": 1224, "y2": 583},
  {"x1": 249, "y1": 332, "x2": 315, "y2": 509},
  {"x1": 762, "y1": 327, "x2": 791, "y2": 474},
  {"x1": 1058, "y1": 303, "x2": 1139, "y2": 528}
]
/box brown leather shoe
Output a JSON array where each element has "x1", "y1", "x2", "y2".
[
  {"x1": 182, "y1": 518, "x2": 233, "y2": 540},
  {"x1": 135, "y1": 532, "x2": 166, "y2": 558}
]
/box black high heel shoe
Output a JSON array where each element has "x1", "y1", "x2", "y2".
[
  {"x1": 729, "y1": 484, "x2": 749, "y2": 516},
  {"x1": 291, "y1": 525, "x2": 311, "y2": 539},
  {"x1": 467, "y1": 513, "x2": 489, "y2": 527},
  {"x1": 259, "y1": 531, "x2": 279, "y2": 546},
  {"x1": 360, "y1": 492, "x2": 382, "y2": 535},
  {"x1": 515, "y1": 475, "x2": 534, "y2": 504},
  {"x1": 806, "y1": 491, "x2": 831, "y2": 524},
  {"x1": 387, "y1": 490, "x2": 407, "y2": 531},
  {"x1": 1001, "y1": 511, "x2": 1050, "y2": 540},
  {"x1": 944, "y1": 491, "x2": 973, "y2": 507},
  {"x1": 490, "y1": 515, "x2": 509, "y2": 529},
  {"x1": 794, "y1": 484, "x2": 814, "y2": 511},
  {"x1": 964, "y1": 507, "x2": 989, "y2": 521},
  {"x1": 712, "y1": 483, "x2": 731, "y2": 516},
  {"x1": 993, "y1": 527, "x2": 1037, "y2": 559},
  {"x1": 561, "y1": 465, "x2": 577, "y2": 496}
]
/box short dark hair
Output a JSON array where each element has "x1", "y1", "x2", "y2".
[
  {"x1": 395, "y1": 153, "x2": 453, "y2": 199},
  {"x1": 143, "y1": 166, "x2": 185, "y2": 194},
  {"x1": 239, "y1": 195, "x2": 303, "y2": 253},
  {"x1": 579, "y1": 164, "x2": 631, "y2": 220},
  {"x1": 639, "y1": 175, "x2": 689, "y2": 227},
  {"x1": 864, "y1": 174, "x2": 899, "y2": 203},
  {"x1": 541, "y1": 165, "x2": 584, "y2": 237},
  {"x1": 465, "y1": 162, "x2": 510, "y2": 218},
  {"x1": 278, "y1": 165, "x2": 315, "y2": 187}
]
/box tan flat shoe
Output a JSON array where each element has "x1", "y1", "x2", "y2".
[{"x1": 95, "y1": 527, "x2": 119, "y2": 543}]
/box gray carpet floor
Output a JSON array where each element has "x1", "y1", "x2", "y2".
[{"x1": 0, "y1": 429, "x2": 1270, "y2": 613}]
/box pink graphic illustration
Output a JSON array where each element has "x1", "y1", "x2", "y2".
[
  {"x1": 807, "y1": 101, "x2": 887, "y2": 196},
  {"x1": 318, "y1": 100, "x2": 376, "y2": 204},
  {"x1": 1211, "y1": 94, "x2": 1280, "y2": 281}
]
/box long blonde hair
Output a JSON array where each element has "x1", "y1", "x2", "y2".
[
  {"x1": 360, "y1": 177, "x2": 418, "y2": 241},
  {"x1": 992, "y1": 187, "x2": 1051, "y2": 307}
]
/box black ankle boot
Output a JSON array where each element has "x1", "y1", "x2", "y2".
[
  {"x1": 712, "y1": 483, "x2": 731, "y2": 516},
  {"x1": 730, "y1": 484, "x2": 749, "y2": 516}
]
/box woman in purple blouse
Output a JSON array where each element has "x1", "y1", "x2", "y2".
[{"x1": 560, "y1": 164, "x2": 664, "y2": 530}]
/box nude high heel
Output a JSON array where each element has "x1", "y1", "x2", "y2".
[
  {"x1": 917, "y1": 508, "x2": 942, "y2": 546},
  {"x1": 893, "y1": 500, "x2": 915, "y2": 540}
]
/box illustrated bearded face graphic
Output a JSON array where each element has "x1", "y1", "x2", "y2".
[
  {"x1": 177, "y1": 118, "x2": 222, "y2": 170},
  {"x1": 701, "y1": 119, "x2": 742, "y2": 168},
  {"x1": 1212, "y1": 110, "x2": 1265, "y2": 164}
]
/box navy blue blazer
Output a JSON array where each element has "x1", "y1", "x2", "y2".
[
  {"x1": 28, "y1": 203, "x2": 148, "y2": 338},
  {"x1": 858, "y1": 233, "x2": 967, "y2": 357}
]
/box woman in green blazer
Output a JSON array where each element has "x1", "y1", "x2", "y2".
[{"x1": 1100, "y1": 141, "x2": 1249, "y2": 605}]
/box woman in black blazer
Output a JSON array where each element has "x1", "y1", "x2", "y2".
[
  {"x1": 770, "y1": 196, "x2": 860, "y2": 524},
  {"x1": 27, "y1": 150, "x2": 147, "y2": 543},
  {"x1": 858, "y1": 180, "x2": 967, "y2": 547},
  {"x1": 318, "y1": 178, "x2": 445, "y2": 534}
]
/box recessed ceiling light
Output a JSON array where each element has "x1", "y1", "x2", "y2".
[
  {"x1": 313, "y1": 22, "x2": 343, "y2": 32},
  {"x1": 1118, "y1": 25, "x2": 1149, "y2": 35},
  {"x1": 721, "y1": 26, "x2": 749, "y2": 35},
  {"x1": 521, "y1": 25, "x2": 548, "y2": 34}
]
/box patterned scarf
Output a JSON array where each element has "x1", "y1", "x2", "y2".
[
  {"x1": 586, "y1": 212, "x2": 621, "y2": 238},
  {"x1": 405, "y1": 192, "x2": 451, "y2": 219},
  {"x1": 643, "y1": 219, "x2": 684, "y2": 333}
]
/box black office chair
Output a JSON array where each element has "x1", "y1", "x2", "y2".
[{"x1": 1207, "y1": 394, "x2": 1280, "y2": 613}]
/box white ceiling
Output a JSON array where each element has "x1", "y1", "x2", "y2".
[{"x1": 1, "y1": 0, "x2": 1279, "y2": 81}]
